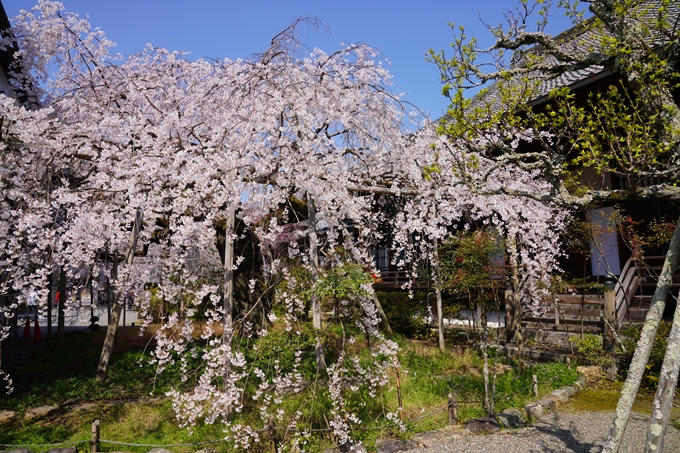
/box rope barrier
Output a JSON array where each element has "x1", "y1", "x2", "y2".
[
  {"x1": 0, "y1": 440, "x2": 89, "y2": 448},
  {"x1": 100, "y1": 439, "x2": 224, "y2": 447}
]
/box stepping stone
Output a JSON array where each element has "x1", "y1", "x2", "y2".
[{"x1": 465, "y1": 416, "x2": 500, "y2": 433}]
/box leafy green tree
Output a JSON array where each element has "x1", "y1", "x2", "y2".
[
  {"x1": 440, "y1": 229, "x2": 505, "y2": 322},
  {"x1": 428, "y1": 1, "x2": 680, "y2": 451}
]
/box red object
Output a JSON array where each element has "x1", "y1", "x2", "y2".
[
  {"x1": 54, "y1": 291, "x2": 60, "y2": 307},
  {"x1": 23, "y1": 317, "x2": 32, "y2": 337},
  {"x1": 33, "y1": 317, "x2": 42, "y2": 342}
]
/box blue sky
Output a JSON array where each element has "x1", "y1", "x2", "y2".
[{"x1": 4, "y1": 1, "x2": 582, "y2": 119}]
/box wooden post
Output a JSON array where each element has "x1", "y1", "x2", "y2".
[
  {"x1": 532, "y1": 374, "x2": 538, "y2": 399},
  {"x1": 554, "y1": 299, "x2": 560, "y2": 326},
  {"x1": 603, "y1": 274, "x2": 616, "y2": 353},
  {"x1": 395, "y1": 364, "x2": 403, "y2": 421},
  {"x1": 91, "y1": 419, "x2": 100, "y2": 453},
  {"x1": 267, "y1": 416, "x2": 277, "y2": 453},
  {"x1": 448, "y1": 393, "x2": 454, "y2": 425},
  {"x1": 566, "y1": 357, "x2": 571, "y2": 368}
]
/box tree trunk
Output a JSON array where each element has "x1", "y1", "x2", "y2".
[
  {"x1": 432, "y1": 238, "x2": 445, "y2": 352},
  {"x1": 504, "y1": 278, "x2": 516, "y2": 341},
  {"x1": 307, "y1": 194, "x2": 326, "y2": 371},
  {"x1": 644, "y1": 273, "x2": 680, "y2": 452},
  {"x1": 96, "y1": 208, "x2": 142, "y2": 381},
  {"x1": 371, "y1": 292, "x2": 393, "y2": 335},
  {"x1": 603, "y1": 217, "x2": 680, "y2": 453}
]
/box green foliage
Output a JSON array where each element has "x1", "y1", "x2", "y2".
[
  {"x1": 529, "y1": 361, "x2": 580, "y2": 390},
  {"x1": 377, "y1": 291, "x2": 430, "y2": 338},
  {"x1": 619, "y1": 321, "x2": 677, "y2": 391},
  {"x1": 570, "y1": 334, "x2": 614, "y2": 369},
  {"x1": 439, "y1": 229, "x2": 505, "y2": 310},
  {"x1": 245, "y1": 323, "x2": 337, "y2": 379},
  {"x1": 315, "y1": 262, "x2": 372, "y2": 302},
  {"x1": 274, "y1": 265, "x2": 313, "y2": 319}
]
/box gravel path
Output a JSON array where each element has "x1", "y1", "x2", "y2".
[{"x1": 411, "y1": 411, "x2": 680, "y2": 453}]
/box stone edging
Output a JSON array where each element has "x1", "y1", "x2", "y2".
[{"x1": 523, "y1": 374, "x2": 587, "y2": 421}]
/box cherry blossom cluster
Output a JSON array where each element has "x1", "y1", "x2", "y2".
[{"x1": 0, "y1": 1, "x2": 568, "y2": 448}]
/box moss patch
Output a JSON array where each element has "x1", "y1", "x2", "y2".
[{"x1": 566, "y1": 381, "x2": 680, "y2": 422}]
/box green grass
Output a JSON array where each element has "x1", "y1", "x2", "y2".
[{"x1": 0, "y1": 327, "x2": 582, "y2": 452}]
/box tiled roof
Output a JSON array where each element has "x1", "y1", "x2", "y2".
[{"x1": 469, "y1": 0, "x2": 679, "y2": 113}]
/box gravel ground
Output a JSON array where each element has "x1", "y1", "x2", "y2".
[{"x1": 410, "y1": 411, "x2": 680, "y2": 453}]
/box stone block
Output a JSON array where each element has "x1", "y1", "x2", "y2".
[
  {"x1": 0, "y1": 410, "x2": 16, "y2": 425},
  {"x1": 538, "y1": 398, "x2": 557, "y2": 410},
  {"x1": 375, "y1": 439, "x2": 418, "y2": 453},
  {"x1": 551, "y1": 389, "x2": 569, "y2": 403},
  {"x1": 496, "y1": 410, "x2": 524, "y2": 429},
  {"x1": 502, "y1": 407, "x2": 525, "y2": 420},
  {"x1": 576, "y1": 366, "x2": 602, "y2": 385},
  {"x1": 560, "y1": 385, "x2": 579, "y2": 398},
  {"x1": 465, "y1": 416, "x2": 500, "y2": 433},
  {"x1": 24, "y1": 405, "x2": 58, "y2": 422},
  {"x1": 524, "y1": 402, "x2": 544, "y2": 420}
]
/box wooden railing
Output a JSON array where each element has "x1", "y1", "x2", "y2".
[
  {"x1": 615, "y1": 257, "x2": 641, "y2": 326},
  {"x1": 372, "y1": 271, "x2": 429, "y2": 290}
]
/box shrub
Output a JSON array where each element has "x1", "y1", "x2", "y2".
[
  {"x1": 619, "y1": 320, "x2": 676, "y2": 391},
  {"x1": 570, "y1": 334, "x2": 614, "y2": 369},
  {"x1": 528, "y1": 361, "x2": 580, "y2": 389},
  {"x1": 377, "y1": 291, "x2": 430, "y2": 338}
]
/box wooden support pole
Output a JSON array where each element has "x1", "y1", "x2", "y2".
[
  {"x1": 604, "y1": 218, "x2": 680, "y2": 453},
  {"x1": 533, "y1": 374, "x2": 538, "y2": 399},
  {"x1": 91, "y1": 419, "x2": 100, "y2": 453},
  {"x1": 644, "y1": 289, "x2": 680, "y2": 452},
  {"x1": 603, "y1": 274, "x2": 616, "y2": 353},
  {"x1": 395, "y1": 364, "x2": 403, "y2": 421}
]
